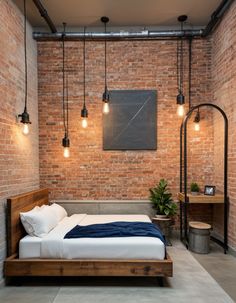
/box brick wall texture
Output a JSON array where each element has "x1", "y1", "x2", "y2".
[
  {"x1": 211, "y1": 1, "x2": 236, "y2": 250},
  {"x1": 0, "y1": 0, "x2": 39, "y2": 282},
  {"x1": 38, "y1": 38, "x2": 214, "y2": 227}
]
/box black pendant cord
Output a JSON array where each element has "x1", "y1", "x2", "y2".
[
  {"x1": 66, "y1": 73, "x2": 69, "y2": 134},
  {"x1": 104, "y1": 21, "x2": 107, "y2": 90},
  {"x1": 23, "y1": 0, "x2": 28, "y2": 111},
  {"x1": 61, "y1": 23, "x2": 70, "y2": 152},
  {"x1": 177, "y1": 39, "x2": 180, "y2": 92},
  {"x1": 180, "y1": 21, "x2": 184, "y2": 94},
  {"x1": 188, "y1": 37, "x2": 192, "y2": 110},
  {"x1": 83, "y1": 27, "x2": 86, "y2": 108},
  {"x1": 62, "y1": 22, "x2": 67, "y2": 135}
]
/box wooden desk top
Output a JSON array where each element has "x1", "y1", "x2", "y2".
[{"x1": 177, "y1": 192, "x2": 224, "y2": 204}]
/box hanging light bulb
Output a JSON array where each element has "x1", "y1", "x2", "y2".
[
  {"x1": 81, "y1": 106, "x2": 88, "y2": 128},
  {"x1": 22, "y1": 123, "x2": 29, "y2": 135},
  {"x1": 19, "y1": 108, "x2": 31, "y2": 135},
  {"x1": 177, "y1": 104, "x2": 185, "y2": 117},
  {"x1": 18, "y1": 0, "x2": 31, "y2": 134},
  {"x1": 103, "y1": 101, "x2": 110, "y2": 114},
  {"x1": 102, "y1": 86, "x2": 110, "y2": 114},
  {"x1": 62, "y1": 134, "x2": 70, "y2": 158},
  {"x1": 194, "y1": 123, "x2": 200, "y2": 131},
  {"x1": 194, "y1": 108, "x2": 200, "y2": 131},
  {"x1": 176, "y1": 15, "x2": 187, "y2": 117},
  {"x1": 81, "y1": 27, "x2": 89, "y2": 128},
  {"x1": 101, "y1": 16, "x2": 110, "y2": 114},
  {"x1": 82, "y1": 117, "x2": 88, "y2": 128},
  {"x1": 176, "y1": 92, "x2": 185, "y2": 117},
  {"x1": 63, "y1": 147, "x2": 70, "y2": 158}
]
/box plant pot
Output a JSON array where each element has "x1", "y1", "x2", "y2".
[
  {"x1": 155, "y1": 214, "x2": 169, "y2": 219},
  {"x1": 191, "y1": 191, "x2": 200, "y2": 195}
]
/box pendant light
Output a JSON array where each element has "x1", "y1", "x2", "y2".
[
  {"x1": 18, "y1": 0, "x2": 31, "y2": 135},
  {"x1": 176, "y1": 15, "x2": 187, "y2": 117},
  {"x1": 194, "y1": 108, "x2": 201, "y2": 131},
  {"x1": 81, "y1": 27, "x2": 88, "y2": 128},
  {"x1": 61, "y1": 23, "x2": 70, "y2": 158},
  {"x1": 101, "y1": 16, "x2": 110, "y2": 114}
]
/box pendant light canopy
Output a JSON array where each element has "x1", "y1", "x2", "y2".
[
  {"x1": 61, "y1": 23, "x2": 70, "y2": 158},
  {"x1": 176, "y1": 15, "x2": 187, "y2": 117},
  {"x1": 101, "y1": 16, "x2": 110, "y2": 114},
  {"x1": 18, "y1": 0, "x2": 31, "y2": 135},
  {"x1": 81, "y1": 27, "x2": 88, "y2": 128},
  {"x1": 194, "y1": 108, "x2": 201, "y2": 131}
]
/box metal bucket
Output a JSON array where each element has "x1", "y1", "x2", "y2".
[{"x1": 189, "y1": 222, "x2": 211, "y2": 254}]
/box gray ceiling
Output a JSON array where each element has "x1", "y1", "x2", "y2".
[{"x1": 13, "y1": 0, "x2": 222, "y2": 29}]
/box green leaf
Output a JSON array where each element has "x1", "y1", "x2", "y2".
[{"x1": 149, "y1": 179, "x2": 177, "y2": 216}]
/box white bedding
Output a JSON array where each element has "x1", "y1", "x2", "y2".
[{"x1": 19, "y1": 214, "x2": 165, "y2": 260}]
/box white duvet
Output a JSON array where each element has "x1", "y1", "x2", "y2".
[{"x1": 19, "y1": 214, "x2": 165, "y2": 260}]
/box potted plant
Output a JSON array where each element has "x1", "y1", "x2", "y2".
[
  {"x1": 190, "y1": 182, "x2": 200, "y2": 195},
  {"x1": 149, "y1": 179, "x2": 177, "y2": 218}
]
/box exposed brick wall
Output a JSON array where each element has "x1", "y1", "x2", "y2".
[
  {"x1": 0, "y1": 0, "x2": 39, "y2": 282},
  {"x1": 0, "y1": 0, "x2": 235, "y2": 285},
  {"x1": 211, "y1": 1, "x2": 236, "y2": 250},
  {"x1": 38, "y1": 37, "x2": 214, "y2": 215}
]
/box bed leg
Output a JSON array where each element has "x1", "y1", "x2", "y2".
[
  {"x1": 157, "y1": 276, "x2": 164, "y2": 287},
  {"x1": 4, "y1": 277, "x2": 10, "y2": 286},
  {"x1": 5, "y1": 277, "x2": 22, "y2": 286}
]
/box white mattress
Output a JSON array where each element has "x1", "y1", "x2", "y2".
[{"x1": 19, "y1": 214, "x2": 165, "y2": 260}]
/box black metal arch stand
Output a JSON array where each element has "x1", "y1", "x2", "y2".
[{"x1": 179, "y1": 103, "x2": 228, "y2": 253}]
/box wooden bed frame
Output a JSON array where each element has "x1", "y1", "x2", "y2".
[{"x1": 4, "y1": 188, "x2": 173, "y2": 278}]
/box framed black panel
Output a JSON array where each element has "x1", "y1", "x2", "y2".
[{"x1": 103, "y1": 90, "x2": 157, "y2": 150}]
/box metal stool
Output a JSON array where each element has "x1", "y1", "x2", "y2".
[{"x1": 189, "y1": 221, "x2": 211, "y2": 254}]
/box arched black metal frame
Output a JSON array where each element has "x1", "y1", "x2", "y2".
[{"x1": 179, "y1": 103, "x2": 228, "y2": 253}]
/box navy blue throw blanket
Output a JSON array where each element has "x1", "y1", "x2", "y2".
[{"x1": 64, "y1": 221, "x2": 165, "y2": 244}]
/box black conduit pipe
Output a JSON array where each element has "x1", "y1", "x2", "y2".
[
  {"x1": 32, "y1": 0, "x2": 57, "y2": 33},
  {"x1": 202, "y1": 0, "x2": 234, "y2": 37}
]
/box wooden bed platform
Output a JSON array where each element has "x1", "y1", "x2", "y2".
[{"x1": 4, "y1": 188, "x2": 173, "y2": 278}]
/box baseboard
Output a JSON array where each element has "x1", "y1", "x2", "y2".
[
  {"x1": 210, "y1": 231, "x2": 236, "y2": 257},
  {"x1": 228, "y1": 245, "x2": 236, "y2": 257}
]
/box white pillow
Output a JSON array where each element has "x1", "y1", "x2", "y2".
[
  {"x1": 20, "y1": 206, "x2": 40, "y2": 236},
  {"x1": 20, "y1": 205, "x2": 58, "y2": 237},
  {"x1": 50, "y1": 203, "x2": 67, "y2": 222}
]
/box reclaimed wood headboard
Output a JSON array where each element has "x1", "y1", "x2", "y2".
[{"x1": 7, "y1": 188, "x2": 49, "y2": 257}]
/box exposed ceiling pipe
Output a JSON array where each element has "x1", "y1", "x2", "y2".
[
  {"x1": 33, "y1": 29, "x2": 203, "y2": 41},
  {"x1": 32, "y1": 0, "x2": 234, "y2": 41},
  {"x1": 32, "y1": 0, "x2": 57, "y2": 33},
  {"x1": 202, "y1": 0, "x2": 234, "y2": 37}
]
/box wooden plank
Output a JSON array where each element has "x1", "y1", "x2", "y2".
[
  {"x1": 177, "y1": 192, "x2": 224, "y2": 204},
  {"x1": 4, "y1": 254, "x2": 173, "y2": 277},
  {"x1": 7, "y1": 188, "x2": 49, "y2": 257}
]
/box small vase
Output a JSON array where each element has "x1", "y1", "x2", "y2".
[{"x1": 191, "y1": 191, "x2": 200, "y2": 196}]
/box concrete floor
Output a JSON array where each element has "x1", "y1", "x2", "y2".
[
  {"x1": 0, "y1": 239, "x2": 235, "y2": 303},
  {"x1": 191, "y1": 241, "x2": 236, "y2": 302}
]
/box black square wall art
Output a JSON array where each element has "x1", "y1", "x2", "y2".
[{"x1": 103, "y1": 90, "x2": 157, "y2": 150}]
